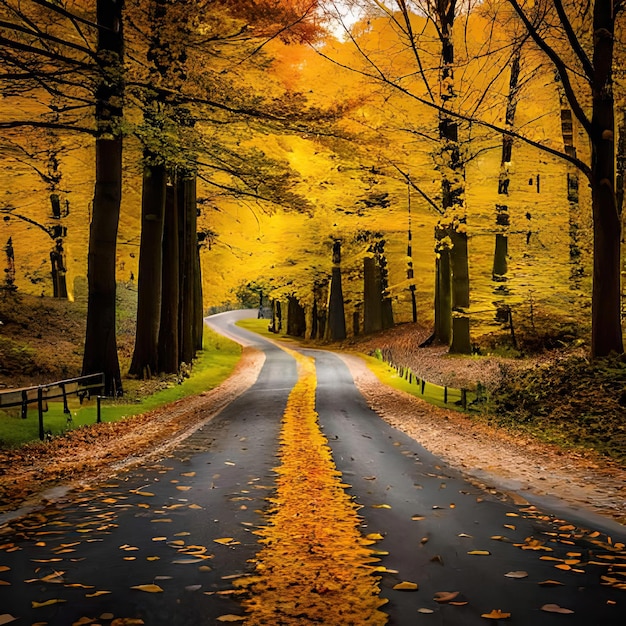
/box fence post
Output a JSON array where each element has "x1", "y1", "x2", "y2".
[
  {"x1": 444, "y1": 386, "x2": 448, "y2": 403},
  {"x1": 461, "y1": 389, "x2": 467, "y2": 410},
  {"x1": 421, "y1": 380, "x2": 425, "y2": 395},
  {"x1": 37, "y1": 387, "x2": 44, "y2": 441},
  {"x1": 97, "y1": 396, "x2": 102, "y2": 424}
]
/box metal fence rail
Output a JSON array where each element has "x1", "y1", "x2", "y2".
[{"x1": 0, "y1": 373, "x2": 105, "y2": 440}]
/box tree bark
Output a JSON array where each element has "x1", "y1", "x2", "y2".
[
  {"x1": 129, "y1": 161, "x2": 166, "y2": 378},
  {"x1": 327, "y1": 240, "x2": 346, "y2": 341},
  {"x1": 590, "y1": 1, "x2": 622, "y2": 357},
  {"x1": 81, "y1": 0, "x2": 124, "y2": 396},
  {"x1": 287, "y1": 295, "x2": 306, "y2": 337},
  {"x1": 178, "y1": 171, "x2": 196, "y2": 365},
  {"x1": 157, "y1": 174, "x2": 180, "y2": 373}
]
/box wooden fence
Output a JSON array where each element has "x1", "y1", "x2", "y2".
[{"x1": 0, "y1": 373, "x2": 105, "y2": 440}]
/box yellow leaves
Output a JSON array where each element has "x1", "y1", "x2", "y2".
[
  {"x1": 0, "y1": 566, "x2": 9, "y2": 572},
  {"x1": 481, "y1": 609, "x2": 511, "y2": 620},
  {"x1": 131, "y1": 584, "x2": 164, "y2": 593},
  {"x1": 214, "y1": 537, "x2": 239, "y2": 546},
  {"x1": 85, "y1": 590, "x2": 111, "y2": 598},
  {"x1": 365, "y1": 533, "x2": 384, "y2": 541},
  {"x1": 216, "y1": 616, "x2": 245, "y2": 622},
  {"x1": 371, "y1": 504, "x2": 391, "y2": 509},
  {"x1": 392, "y1": 581, "x2": 418, "y2": 591},
  {"x1": 467, "y1": 550, "x2": 491, "y2": 556},
  {"x1": 32, "y1": 598, "x2": 67, "y2": 608}
]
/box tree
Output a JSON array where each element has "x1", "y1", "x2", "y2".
[
  {"x1": 81, "y1": 0, "x2": 125, "y2": 395},
  {"x1": 504, "y1": 0, "x2": 624, "y2": 356}
]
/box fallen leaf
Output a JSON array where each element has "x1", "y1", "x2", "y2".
[
  {"x1": 504, "y1": 571, "x2": 528, "y2": 579},
  {"x1": 538, "y1": 580, "x2": 564, "y2": 587},
  {"x1": 86, "y1": 590, "x2": 111, "y2": 597},
  {"x1": 468, "y1": 550, "x2": 491, "y2": 556},
  {"x1": 216, "y1": 615, "x2": 245, "y2": 622},
  {"x1": 0, "y1": 567, "x2": 9, "y2": 573},
  {"x1": 131, "y1": 584, "x2": 163, "y2": 593},
  {"x1": 393, "y1": 581, "x2": 418, "y2": 591},
  {"x1": 32, "y1": 599, "x2": 67, "y2": 608},
  {"x1": 418, "y1": 608, "x2": 434, "y2": 614},
  {"x1": 434, "y1": 591, "x2": 459, "y2": 603},
  {"x1": 365, "y1": 533, "x2": 384, "y2": 541},
  {"x1": 0, "y1": 615, "x2": 17, "y2": 625},
  {"x1": 541, "y1": 604, "x2": 574, "y2": 614},
  {"x1": 100, "y1": 614, "x2": 115, "y2": 620},
  {"x1": 214, "y1": 537, "x2": 235, "y2": 545},
  {"x1": 185, "y1": 584, "x2": 202, "y2": 591},
  {"x1": 372, "y1": 504, "x2": 391, "y2": 509},
  {"x1": 111, "y1": 620, "x2": 145, "y2": 625},
  {"x1": 481, "y1": 609, "x2": 511, "y2": 619},
  {"x1": 73, "y1": 617, "x2": 95, "y2": 626}
]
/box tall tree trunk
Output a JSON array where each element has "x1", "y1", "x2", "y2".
[
  {"x1": 193, "y1": 235, "x2": 203, "y2": 351},
  {"x1": 178, "y1": 171, "x2": 196, "y2": 365},
  {"x1": 287, "y1": 296, "x2": 306, "y2": 337},
  {"x1": 157, "y1": 174, "x2": 180, "y2": 373},
  {"x1": 327, "y1": 240, "x2": 346, "y2": 341},
  {"x1": 492, "y1": 49, "x2": 521, "y2": 284},
  {"x1": 590, "y1": 1, "x2": 622, "y2": 357},
  {"x1": 129, "y1": 161, "x2": 166, "y2": 377},
  {"x1": 432, "y1": 0, "x2": 470, "y2": 353},
  {"x1": 363, "y1": 256, "x2": 382, "y2": 334},
  {"x1": 434, "y1": 228, "x2": 452, "y2": 345},
  {"x1": 81, "y1": 0, "x2": 124, "y2": 396}
]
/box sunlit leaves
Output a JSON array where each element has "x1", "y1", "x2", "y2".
[{"x1": 131, "y1": 584, "x2": 164, "y2": 593}]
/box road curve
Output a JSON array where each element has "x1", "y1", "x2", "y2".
[{"x1": 0, "y1": 310, "x2": 624, "y2": 625}]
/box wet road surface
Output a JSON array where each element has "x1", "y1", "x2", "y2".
[{"x1": 0, "y1": 311, "x2": 625, "y2": 625}]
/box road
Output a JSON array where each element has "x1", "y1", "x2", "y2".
[{"x1": 0, "y1": 310, "x2": 625, "y2": 625}]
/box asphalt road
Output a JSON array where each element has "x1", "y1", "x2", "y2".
[{"x1": 0, "y1": 310, "x2": 625, "y2": 625}]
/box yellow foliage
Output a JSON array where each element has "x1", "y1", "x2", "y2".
[{"x1": 236, "y1": 347, "x2": 387, "y2": 624}]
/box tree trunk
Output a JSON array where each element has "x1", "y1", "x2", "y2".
[
  {"x1": 129, "y1": 162, "x2": 166, "y2": 377},
  {"x1": 178, "y1": 171, "x2": 196, "y2": 365},
  {"x1": 590, "y1": 2, "x2": 623, "y2": 357},
  {"x1": 81, "y1": 0, "x2": 124, "y2": 396},
  {"x1": 327, "y1": 241, "x2": 346, "y2": 341},
  {"x1": 434, "y1": 228, "x2": 452, "y2": 345},
  {"x1": 287, "y1": 296, "x2": 306, "y2": 337},
  {"x1": 492, "y1": 49, "x2": 520, "y2": 283},
  {"x1": 363, "y1": 256, "x2": 382, "y2": 333},
  {"x1": 157, "y1": 174, "x2": 180, "y2": 373}
]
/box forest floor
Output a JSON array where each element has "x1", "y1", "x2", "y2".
[{"x1": 0, "y1": 294, "x2": 625, "y2": 529}]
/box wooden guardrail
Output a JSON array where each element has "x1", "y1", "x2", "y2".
[{"x1": 0, "y1": 373, "x2": 105, "y2": 440}]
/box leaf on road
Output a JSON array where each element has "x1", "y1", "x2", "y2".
[
  {"x1": 86, "y1": 590, "x2": 111, "y2": 598},
  {"x1": 503, "y1": 524, "x2": 516, "y2": 530},
  {"x1": 458, "y1": 533, "x2": 472, "y2": 538},
  {"x1": 504, "y1": 571, "x2": 528, "y2": 579},
  {"x1": 176, "y1": 486, "x2": 192, "y2": 492},
  {"x1": 73, "y1": 617, "x2": 95, "y2": 626},
  {"x1": 181, "y1": 472, "x2": 196, "y2": 477},
  {"x1": 0, "y1": 567, "x2": 9, "y2": 572},
  {"x1": 32, "y1": 599, "x2": 67, "y2": 608},
  {"x1": 131, "y1": 584, "x2": 164, "y2": 593},
  {"x1": 216, "y1": 615, "x2": 245, "y2": 622},
  {"x1": 0, "y1": 615, "x2": 17, "y2": 625},
  {"x1": 393, "y1": 581, "x2": 418, "y2": 591},
  {"x1": 172, "y1": 558, "x2": 205, "y2": 564},
  {"x1": 365, "y1": 533, "x2": 384, "y2": 541},
  {"x1": 538, "y1": 580, "x2": 564, "y2": 586},
  {"x1": 541, "y1": 604, "x2": 574, "y2": 614},
  {"x1": 214, "y1": 537, "x2": 235, "y2": 545},
  {"x1": 481, "y1": 609, "x2": 511, "y2": 619},
  {"x1": 110, "y1": 620, "x2": 145, "y2": 625},
  {"x1": 418, "y1": 608, "x2": 434, "y2": 614},
  {"x1": 363, "y1": 476, "x2": 376, "y2": 480},
  {"x1": 372, "y1": 504, "x2": 391, "y2": 509},
  {"x1": 434, "y1": 591, "x2": 460, "y2": 603},
  {"x1": 185, "y1": 584, "x2": 202, "y2": 591},
  {"x1": 468, "y1": 550, "x2": 491, "y2": 556},
  {"x1": 411, "y1": 515, "x2": 425, "y2": 521}
]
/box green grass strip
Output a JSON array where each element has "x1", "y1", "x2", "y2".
[{"x1": 0, "y1": 326, "x2": 241, "y2": 447}]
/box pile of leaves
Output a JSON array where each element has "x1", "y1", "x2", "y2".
[{"x1": 490, "y1": 354, "x2": 626, "y2": 463}]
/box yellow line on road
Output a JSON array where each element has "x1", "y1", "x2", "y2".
[{"x1": 237, "y1": 347, "x2": 388, "y2": 624}]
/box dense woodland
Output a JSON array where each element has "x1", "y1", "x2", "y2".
[{"x1": 0, "y1": 0, "x2": 624, "y2": 394}]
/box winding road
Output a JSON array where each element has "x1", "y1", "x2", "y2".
[{"x1": 0, "y1": 310, "x2": 625, "y2": 625}]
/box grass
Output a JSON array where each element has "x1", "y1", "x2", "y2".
[
  {"x1": 0, "y1": 326, "x2": 242, "y2": 447},
  {"x1": 236, "y1": 318, "x2": 478, "y2": 413}
]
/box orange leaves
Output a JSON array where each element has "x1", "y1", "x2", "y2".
[
  {"x1": 482, "y1": 609, "x2": 511, "y2": 620},
  {"x1": 131, "y1": 584, "x2": 164, "y2": 593},
  {"x1": 392, "y1": 581, "x2": 418, "y2": 591},
  {"x1": 541, "y1": 604, "x2": 574, "y2": 614},
  {"x1": 236, "y1": 349, "x2": 387, "y2": 625}
]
